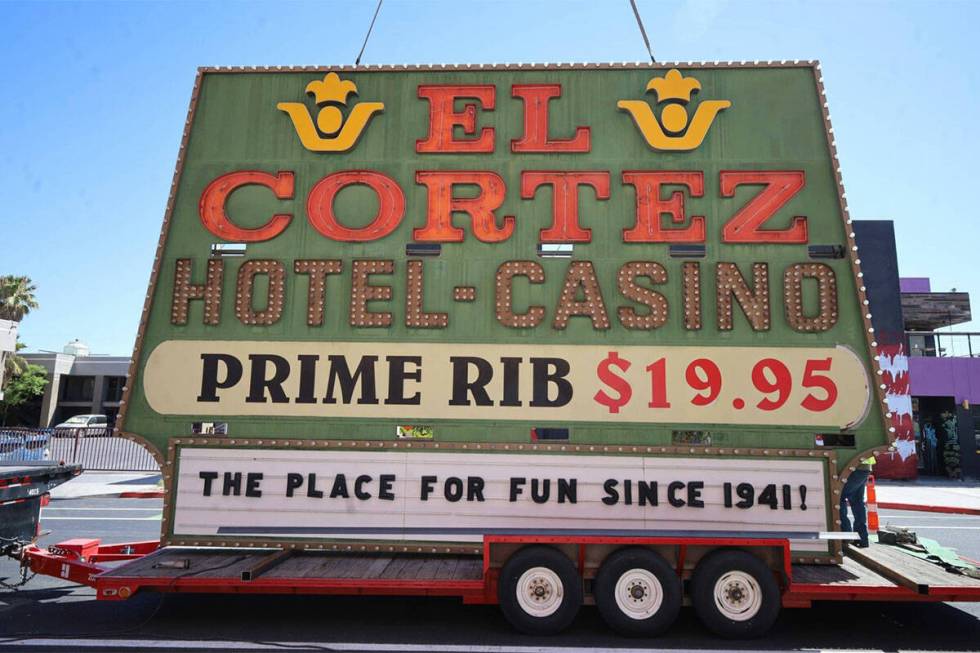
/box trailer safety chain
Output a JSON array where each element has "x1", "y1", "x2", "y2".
[
  {"x1": 46, "y1": 544, "x2": 80, "y2": 559},
  {"x1": 0, "y1": 564, "x2": 37, "y2": 591},
  {"x1": 0, "y1": 536, "x2": 37, "y2": 591}
]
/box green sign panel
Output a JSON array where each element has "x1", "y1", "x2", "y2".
[{"x1": 120, "y1": 63, "x2": 890, "y2": 475}]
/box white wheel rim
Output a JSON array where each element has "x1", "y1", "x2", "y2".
[
  {"x1": 516, "y1": 566, "x2": 564, "y2": 618},
  {"x1": 614, "y1": 567, "x2": 664, "y2": 620},
  {"x1": 713, "y1": 571, "x2": 763, "y2": 622}
]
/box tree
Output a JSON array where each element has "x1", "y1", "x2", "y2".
[
  {"x1": 0, "y1": 363, "x2": 47, "y2": 426},
  {"x1": 0, "y1": 275, "x2": 40, "y2": 322},
  {"x1": 3, "y1": 340, "x2": 27, "y2": 379},
  {"x1": 0, "y1": 276, "x2": 39, "y2": 399}
]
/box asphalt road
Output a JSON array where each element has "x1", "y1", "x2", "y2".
[{"x1": 0, "y1": 500, "x2": 978, "y2": 652}]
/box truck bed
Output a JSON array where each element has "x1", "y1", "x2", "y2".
[
  {"x1": 0, "y1": 461, "x2": 81, "y2": 554},
  {"x1": 0, "y1": 460, "x2": 81, "y2": 485}
]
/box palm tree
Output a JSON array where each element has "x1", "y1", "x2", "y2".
[
  {"x1": 3, "y1": 341, "x2": 27, "y2": 379},
  {"x1": 0, "y1": 275, "x2": 39, "y2": 322},
  {"x1": 0, "y1": 276, "x2": 38, "y2": 390}
]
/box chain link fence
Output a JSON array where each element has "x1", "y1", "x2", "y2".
[{"x1": 0, "y1": 427, "x2": 159, "y2": 472}]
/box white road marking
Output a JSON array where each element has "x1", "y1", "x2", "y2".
[
  {"x1": 39, "y1": 516, "x2": 162, "y2": 521},
  {"x1": 880, "y1": 513, "x2": 980, "y2": 519},
  {"x1": 43, "y1": 507, "x2": 161, "y2": 511},
  {"x1": 883, "y1": 525, "x2": 980, "y2": 530}
]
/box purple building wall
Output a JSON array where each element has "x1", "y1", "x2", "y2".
[
  {"x1": 910, "y1": 357, "x2": 980, "y2": 403},
  {"x1": 900, "y1": 277, "x2": 931, "y2": 293}
]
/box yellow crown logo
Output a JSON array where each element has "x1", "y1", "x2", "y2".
[
  {"x1": 305, "y1": 72, "x2": 358, "y2": 105},
  {"x1": 277, "y1": 72, "x2": 384, "y2": 152},
  {"x1": 617, "y1": 68, "x2": 731, "y2": 151},
  {"x1": 646, "y1": 68, "x2": 701, "y2": 103}
]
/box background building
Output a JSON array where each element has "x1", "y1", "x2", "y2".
[
  {"x1": 856, "y1": 220, "x2": 978, "y2": 479},
  {"x1": 21, "y1": 340, "x2": 128, "y2": 427},
  {"x1": 902, "y1": 277, "x2": 978, "y2": 479}
]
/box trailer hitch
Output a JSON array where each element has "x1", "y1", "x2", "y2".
[{"x1": 0, "y1": 539, "x2": 37, "y2": 591}]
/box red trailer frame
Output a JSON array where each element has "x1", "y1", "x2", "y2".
[{"x1": 19, "y1": 534, "x2": 980, "y2": 606}]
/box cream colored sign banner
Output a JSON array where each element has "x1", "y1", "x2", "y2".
[
  {"x1": 145, "y1": 340, "x2": 871, "y2": 428},
  {"x1": 172, "y1": 447, "x2": 829, "y2": 553}
]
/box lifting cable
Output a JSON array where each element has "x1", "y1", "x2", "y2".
[
  {"x1": 629, "y1": 0, "x2": 657, "y2": 64},
  {"x1": 355, "y1": 0, "x2": 384, "y2": 65}
]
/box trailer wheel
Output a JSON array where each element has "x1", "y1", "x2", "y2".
[
  {"x1": 593, "y1": 547, "x2": 681, "y2": 636},
  {"x1": 498, "y1": 546, "x2": 582, "y2": 635},
  {"x1": 690, "y1": 549, "x2": 780, "y2": 639}
]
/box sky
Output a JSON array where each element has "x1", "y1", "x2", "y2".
[{"x1": 1, "y1": 0, "x2": 977, "y2": 355}]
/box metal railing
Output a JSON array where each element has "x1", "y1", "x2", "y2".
[
  {"x1": 907, "y1": 331, "x2": 980, "y2": 358},
  {"x1": 0, "y1": 428, "x2": 49, "y2": 462},
  {"x1": 0, "y1": 427, "x2": 158, "y2": 472}
]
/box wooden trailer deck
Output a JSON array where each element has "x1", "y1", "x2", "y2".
[
  {"x1": 94, "y1": 547, "x2": 489, "y2": 601},
  {"x1": 90, "y1": 541, "x2": 980, "y2": 606},
  {"x1": 788, "y1": 542, "x2": 980, "y2": 604},
  {"x1": 100, "y1": 547, "x2": 484, "y2": 583}
]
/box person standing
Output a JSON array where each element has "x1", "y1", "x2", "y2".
[
  {"x1": 923, "y1": 422, "x2": 939, "y2": 475},
  {"x1": 840, "y1": 455, "x2": 876, "y2": 548}
]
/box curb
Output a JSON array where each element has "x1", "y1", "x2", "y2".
[
  {"x1": 50, "y1": 489, "x2": 164, "y2": 500},
  {"x1": 879, "y1": 501, "x2": 980, "y2": 516},
  {"x1": 118, "y1": 490, "x2": 165, "y2": 499}
]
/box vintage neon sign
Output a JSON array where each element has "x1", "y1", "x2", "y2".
[
  {"x1": 183, "y1": 70, "x2": 829, "y2": 338},
  {"x1": 198, "y1": 170, "x2": 807, "y2": 245},
  {"x1": 201, "y1": 70, "x2": 808, "y2": 246}
]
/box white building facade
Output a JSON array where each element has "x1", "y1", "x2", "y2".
[{"x1": 22, "y1": 340, "x2": 129, "y2": 427}]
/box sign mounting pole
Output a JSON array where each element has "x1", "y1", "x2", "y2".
[
  {"x1": 355, "y1": 0, "x2": 383, "y2": 66},
  {"x1": 629, "y1": 0, "x2": 657, "y2": 64}
]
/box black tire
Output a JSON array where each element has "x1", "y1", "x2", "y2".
[
  {"x1": 497, "y1": 545, "x2": 582, "y2": 635},
  {"x1": 594, "y1": 547, "x2": 682, "y2": 637},
  {"x1": 690, "y1": 549, "x2": 781, "y2": 639}
]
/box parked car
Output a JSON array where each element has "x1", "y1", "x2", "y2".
[
  {"x1": 53, "y1": 414, "x2": 108, "y2": 435},
  {"x1": 0, "y1": 429, "x2": 51, "y2": 461}
]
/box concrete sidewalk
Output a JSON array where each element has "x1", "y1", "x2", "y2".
[
  {"x1": 875, "y1": 478, "x2": 980, "y2": 515},
  {"x1": 49, "y1": 471, "x2": 163, "y2": 499}
]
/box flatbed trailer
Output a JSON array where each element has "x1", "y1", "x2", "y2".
[
  {"x1": 18, "y1": 531, "x2": 980, "y2": 638},
  {"x1": 27, "y1": 60, "x2": 972, "y2": 639}
]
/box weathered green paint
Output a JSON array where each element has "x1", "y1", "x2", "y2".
[{"x1": 121, "y1": 64, "x2": 887, "y2": 475}]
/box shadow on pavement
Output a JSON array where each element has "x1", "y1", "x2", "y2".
[{"x1": 1, "y1": 589, "x2": 978, "y2": 650}]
